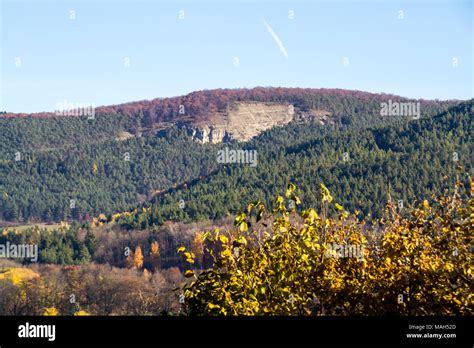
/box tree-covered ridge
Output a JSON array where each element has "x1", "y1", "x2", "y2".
[
  {"x1": 0, "y1": 89, "x2": 466, "y2": 223},
  {"x1": 2, "y1": 87, "x2": 458, "y2": 123},
  {"x1": 112, "y1": 100, "x2": 472, "y2": 229},
  {"x1": 0, "y1": 116, "x2": 137, "y2": 159}
]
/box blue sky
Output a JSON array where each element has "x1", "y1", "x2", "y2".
[{"x1": 1, "y1": 0, "x2": 472, "y2": 112}]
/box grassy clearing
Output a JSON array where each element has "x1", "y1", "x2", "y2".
[{"x1": 0, "y1": 223, "x2": 61, "y2": 232}]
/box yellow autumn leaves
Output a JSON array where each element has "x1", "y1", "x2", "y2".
[
  {"x1": 42, "y1": 307, "x2": 90, "y2": 316},
  {"x1": 90, "y1": 208, "x2": 152, "y2": 228},
  {"x1": 178, "y1": 178, "x2": 473, "y2": 315},
  {"x1": 0, "y1": 268, "x2": 40, "y2": 285}
]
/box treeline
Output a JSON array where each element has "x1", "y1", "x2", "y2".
[
  {"x1": 124, "y1": 87, "x2": 456, "y2": 129},
  {"x1": 2, "y1": 87, "x2": 456, "y2": 125},
  {"x1": 0, "y1": 218, "x2": 224, "y2": 269},
  {"x1": 0, "y1": 224, "x2": 96, "y2": 265}
]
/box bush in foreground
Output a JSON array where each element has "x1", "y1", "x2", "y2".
[{"x1": 178, "y1": 177, "x2": 473, "y2": 315}]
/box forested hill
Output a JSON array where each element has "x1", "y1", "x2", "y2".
[
  {"x1": 0, "y1": 87, "x2": 468, "y2": 224},
  {"x1": 95, "y1": 100, "x2": 473, "y2": 230}
]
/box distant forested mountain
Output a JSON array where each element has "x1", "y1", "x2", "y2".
[{"x1": 0, "y1": 88, "x2": 468, "y2": 223}]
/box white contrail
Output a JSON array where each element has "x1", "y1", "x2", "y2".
[{"x1": 263, "y1": 19, "x2": 288, "y2": 59}]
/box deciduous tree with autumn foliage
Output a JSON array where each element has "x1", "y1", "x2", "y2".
[
  {"x1": 178, "y1": 175, "x2": 473, "y2": 315},
  {"x1": 133, "y1": 246, "x2": 144, "y2": 269}
]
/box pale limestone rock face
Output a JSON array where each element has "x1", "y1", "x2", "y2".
[
  {"x1": 191, "y1": 126, "x2": 233, "y2": 144},
  {"x1": 193, "y1": 126, "x2": 210, "y2": 143},
  {"x1": 167, "y1": 103, "x2": 332, "y2": 143},
  {"x1": 179, "y1": 103, "x2": 332, "y2": 143},
  {"x1": 188, "y1": 102, "x2": 298, "y2": 143}
]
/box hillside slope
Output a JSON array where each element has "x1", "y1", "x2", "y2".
[
  {"x1": 111, "y1": 100, "x2": 473, "y2": 229},
  {"x1": 0, "y1": 88, "x2": 465, "y2": 223}
]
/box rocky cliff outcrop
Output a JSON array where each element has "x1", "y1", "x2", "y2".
[
  {"x1": 183, "y1": 102, "x2": 335, "y2": 143},
  {"x1": 185, "y1": 102, "x2": 297, "y2": 143},
  {"x1": 186, "y1": 126, "x2": 234, "y2": 144}
]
